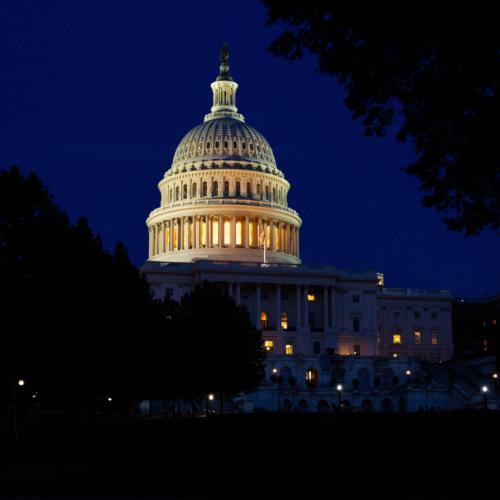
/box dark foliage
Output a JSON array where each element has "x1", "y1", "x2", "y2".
[
  {"x1": 0, "y1": 166, "x2": 157, "y2": 410},
  {"x1": 264, "y1": 1, "x2": 500, "y2": 235},
  {"x1": 168, "y1": 281, "x2": 266, "y2": 401}
]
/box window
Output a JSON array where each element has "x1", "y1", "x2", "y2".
[
  {"x1": 212, "y1": 219, "x2": 219, "y2": 245},
  {"x1": 191, "y1": 183, "x2": 197, "y2": 197},
  {"x1": 393, "y1": 311, "x2": 400, "y2": 319},
  {"x1": 414, "y1": 331, "x2": 422, "y2": 345},
  {"x1": 224, "y1": 181, "x2": 229, "y2": 196},
  {"x1": 264, "y1": 340, "x2": 273, "y2": 352},
  {"x1": 183, "y1": 184, "x2": 187, "y2": 199},
  {"x1": 202, "y1": 182, "x2": 207, "y2": 197},
  {"x1": 235, "y1": 181, "x2": 241, "y2": 196},
  {"x1": 175, "y1": 186, "x2": 180, "y2": 201},
  {"x1": 307, "y1": 294, "x2": 315, "y2": 302},
  {"x1": 353, "y1": 295, "x2": 360, "y2": 303},
  {"x1": 431, "y1": 332, "x2": 439, "y2": 345},
  {"x1": 265, "y1": 185, "x2": 269, "y2": 200},
  {"x1": 305, "y1": 367, "x2": 317, "y2": 384},
  {"x1": 246, "y1": 182, "x2": 252, "y2": 197},
  {"x1": 414, "y1": 311, "x2": 421, "y2": 319},
  {"x1": 393, "y1": 334, "x2": 402, "y2": 345},
  {"x1": 313, "y1": 341, "x2": 321, "y2": 355},
  {"x1": 431, "y1": 312, "x2": 438, "y2": 320},
  {"x1": 353, "y1": 344, "x2": 361, "y2": 356},
  {"x1": 353, "y1": 316, "x2": 360, "y2": 332},
  {"x1": 308, "y1": 312, "x2": 316, "y2": 328},
  {"x1": 285, "y1": 343, "x2": 294, "y2": 356},
  {"x1": 280, "y1": 312, "x2": 288, "y2": 330},
  {"x1": 483, "y1": 339, "x2": 488, "y2": 351},
  {"x1": 223, "y1": 219, "x2": 230, "y2": 245},
  {"x1": 260, "y1": 311, "x2": 268, "y2": 329},
  {"x1": 212, "y1": 181, "x2": 218, "y2": 197}
]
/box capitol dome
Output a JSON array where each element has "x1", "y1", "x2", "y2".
[{"x1": 146, "y1": 46, "x2": 302, "y2": 265}]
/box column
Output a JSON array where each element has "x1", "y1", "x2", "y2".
[
  {"x1": 304, "y1": 286, "x2": 309, "y2": 330},
  {"x1": 170, "y1": 220, "x2": 174, "y2": 251},
  {"x1": 256, "y1": 284, "x2": 261, "y2": 328},
  {"x1": 285, "y1": 224, "x2": 290, "y2": 254},
  {"x1": 323, "y1": 286, "x2": 329, "y2": 331},
  {"x1": 154, "y1": 225, "x2": 158, "y2": 255},
  {"x1": 275, "y1": 285, "x2": 281, "y2": 331},
  {"x1": 218, "y1": 215, "x2": 223, "y2": 247},
  {"x1": 270, "y1": 220, "x2": 275, "y2": 251},
  {"x1": 296, "y1": 284, "x2": 301, "y2": 329},
  {"x1": 148, "y1": 227, "x2": 153, "y2": 257},
  {"x1": 330, "y1": 287, "x2": 336, "y2": 330},
  {"x1": 231, "y1": 215, "x2": 236, "y2": 248},
  {"x1": 236, "y1": 283, "x2": 241, "y2": 305},
  {"x1": 179, "y1": 218, "x2": 184, "y2": 250},
  {"x1": 297, "y1": 229, "x2": 300, "y2": 258},
  {"x1": 194, "y1": 216, "x2": 199, "y2": 249},
  {"x1": 245, "y1": 216, "x2": 250, "y2": 248},
  {"x1": 277, "y1": 222, "x2": 282, "y2": 252},
  {"x1": 160, "y1": 222, "x2": 165, "y2": 253}
]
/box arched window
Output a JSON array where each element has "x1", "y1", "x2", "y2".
[
  {"x1": 414, "y1": 331, "x2": 422, "y2": 345},
  {"x1": 235, "y1": 181, "x2": 241, "y2": 196},
  {"x1": 431, "y1": 330, "x2": 439, "y2": 345},
  {"x1": 202, "y1": 182, "x2": 207, "y2": 197},
  {"x1": 169, "y1": 188, "x2": 172, "y2": 203},
  {"x1": 212, "y1": 181, "x2": 218, "y2": 197},
  {"x1": 192, "y1": 183, "x2": 197, "y2": 198},
  {"x1": 246, "y1": 182, "x2": 252, "y2": 197},
  {"x1": 272, "y1": 187, "x2": 276, "y2": 202},
  {"x1": 183, "y1": 184, "x2": 187, "y2": 199},
  {"x1": 257, "y1": 184, "x2": 262, "y2": 198},
  {"x1": 224, "y1": 181, "x2": 229, "y2": 196},
  {"x1": 358, "y1": 368, "x2": 370, "y2": 389},
  {"x1": 175, "y1": 186, "x2": 180, "y2": 201},
  {"x1": 265, "y1": 185, "x2": 269, "y2": 200},
  {"x1": 260, "y1": 311, "x2": 268, "y2": 330},
  {"x1": 280, "y1": 312, "x2": 288, "y2": 330}
]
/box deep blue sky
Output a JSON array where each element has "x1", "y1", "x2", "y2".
[{"x1": 1, "y1": 0, "x2": 498, "y2": 296}]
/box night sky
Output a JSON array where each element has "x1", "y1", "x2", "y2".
[{"x1": 1, "y1": 0, "x2": 498, "y2": 296}]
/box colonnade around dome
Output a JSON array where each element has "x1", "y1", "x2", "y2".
[{"x1": 149, "y1": 214, "x2": 300, "y2": 259}]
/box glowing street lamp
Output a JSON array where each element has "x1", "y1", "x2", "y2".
[
  {"x1": 481, "y1": 385, "x2": 489, "y2": 410},
  {"x1": 206, "y1": 393, "x2": 214, "y2": 416},
  {"x1": 492, "y1": 373, "x2": 498, "y2": 380},
  {"x1": 272, "y1": 368, "x2": 278, "y2": 374},
  {"x1": 336, "y1": 384, "x2": 343, "y2": 410},
  {"x1": 12, "y1": 378, "x2": 26, "y2": 440},
  {"x1": 17, "y1": 379, "x2": 25, "y2": 386}
]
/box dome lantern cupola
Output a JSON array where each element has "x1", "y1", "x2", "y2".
[{"x1": 205, "y1": 44, "x2": 244, "y2": 123}]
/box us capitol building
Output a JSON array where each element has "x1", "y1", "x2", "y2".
[{"x1": 142, "y1": 48, "x2": 493, "y2": 412}]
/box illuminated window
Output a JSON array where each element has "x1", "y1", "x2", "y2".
[
  {"x1": 173, "y1": 223, "x2": 178, "y2": 250},
  {"x1": 280, "y1": 312, "x2": 288, "y2": 330},
  {"x1": 223, "y1": 220, "x2": 230, "y2": 245},
  {"x1": 483, "y1": 339, "x2": 488, "y2": 351},
  {"x1": 260, "y1": 311, "x2": 268, "y2": 330},
  {"x1": 393, "y1": 334, "x2": 402, "y2": 345},
  {"x1": 165, "y1": 226, "x2": 170, "y2": 251},
  {"x1": 236, "y1": 221, "x2": 242, "y2": 246},
  {"x1": 266, "y1": 224, "x2": 271, "y2": 249},
  {"x1": 212, "y1": 219, "x2": 219, "y2": 245},
  {"x1": 431, "y1": 332, "x2": 439, "y2": 345},
  {"x1": 264, "y1": 340, "x2": 274, "y2": 352},
  {"x1": 414, "y1": 331, "x2": 422, "y2": 345},
  {"x1": 305, "y1": 367, "x2": 317, "y2": 384},
  {"x1": 274, "y1": 225, "x2": 279, "y2": 251},
  {"x1": 189, "y1": 221, "x2": 193, "y2": 248},
  {"x1": 285, "y1": 343, "x2": 294, "y2": 356},
  {"x1": 307, "y1": 294, "x2": 315, "y2": 302},
  {"x1": 493, "y1": 319, "x2": 497, "y2": 325},
  {"x1": 200, "y1": 220, "x2": 207, "y2": 246},
  {"x1": 249, "y1": 220, "x2": 256, "y2": 246}
]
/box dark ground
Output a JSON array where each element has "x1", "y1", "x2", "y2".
[{"x1": 0, "y1": 411, "x2": 498, "y2": 499}]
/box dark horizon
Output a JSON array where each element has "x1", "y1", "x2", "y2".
[{"x1": 1, "y1": 0, "x2": 498, "y2": 297}]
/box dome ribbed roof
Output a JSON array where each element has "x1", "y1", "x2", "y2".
[{"x1": 170, "y1": 117, "x2": 278, "y2": 173}]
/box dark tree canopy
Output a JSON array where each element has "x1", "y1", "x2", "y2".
[
  {"x1": 169, "y1": 281, "x2": 266, "y2": 401},
  {"x1": 0, "y1": 166, "x2": 157, "y2": 410},
  {"x1": 264, "y1": 1, "x2": 500, "y2": 235}
]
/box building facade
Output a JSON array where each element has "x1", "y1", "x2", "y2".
[{"x1": 142, "y1": 48, "x2": 496, "y2": 412}]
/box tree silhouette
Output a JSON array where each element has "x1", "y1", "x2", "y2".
[{"x1": 264, "y1": 1, "x2": 500, "y2": 235}]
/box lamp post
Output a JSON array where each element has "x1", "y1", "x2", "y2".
[
  {"x1": 207, "y1": 393, "x2": 214, "y2": 416},
  {"x1": 12, "y1": 379, "x2": 25, "y2": 440},
  {"x1": 481, "y1": 385, "x2": 489, "y2": 410},
  {"x1": 336, "y1": 384, "x2": 343, "y2": 411}
]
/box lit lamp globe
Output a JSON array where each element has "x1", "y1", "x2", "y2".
[{"x1": 17, "y1": 379, "x2": 25, "y2": 387}]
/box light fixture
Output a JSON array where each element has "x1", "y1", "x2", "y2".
[
  {"x1": 272, "y1": 368, "x2": 278, "y2": 374},
  {"x1": 17, "y1": 379, "x2": 25, "y2": 386},
  {"x1": 493, "y1": 373, "x2": 498, "y2": 379},
  {"x1": 392, "y1": 353, "x2": 398, "y2": 359},
  {"x1": 481, "y1": 385, "x2": 489, "y2": 393},
  {"x1": 107, "y1": 397, "x2": 113, "y2": 402},
  {"x1": 406, "y1": 369, "x2": 411, "y2": 376},
  {"x1": 208, "y1": 394, "x2": 214, "y2": 401},
  {"x1": 336, "y1": 384, "x2": 343, "y2": 392}
]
